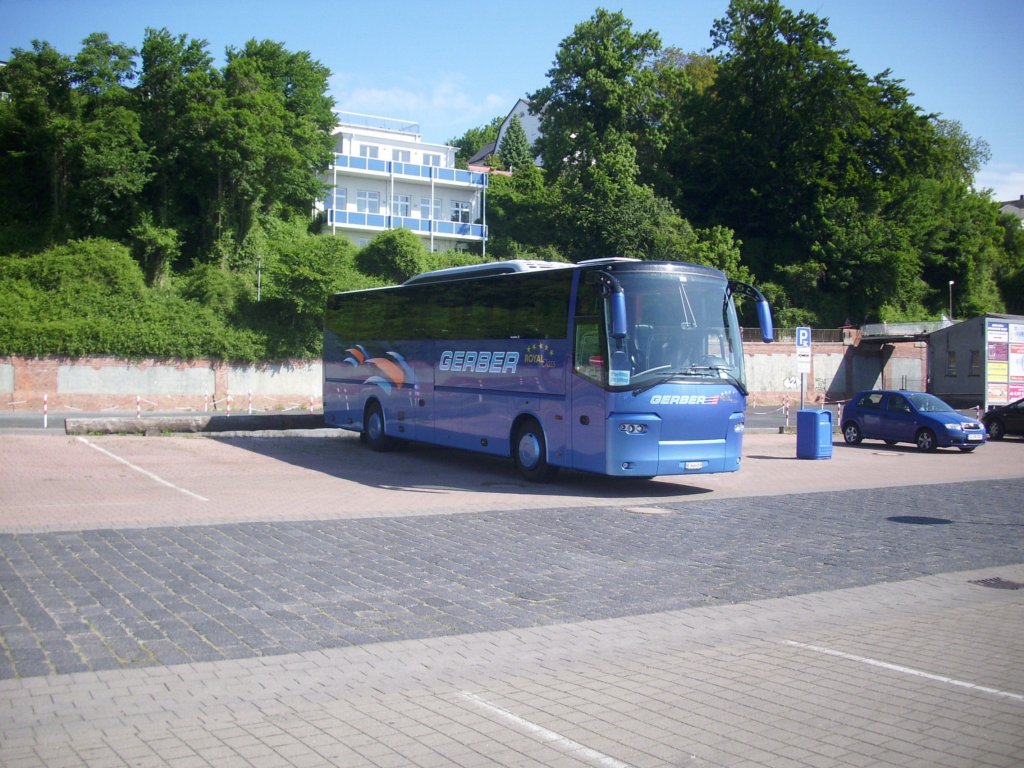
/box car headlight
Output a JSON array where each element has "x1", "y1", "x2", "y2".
[{"x1": 943, "y1": 422, "x2": 964, "y2": 431}]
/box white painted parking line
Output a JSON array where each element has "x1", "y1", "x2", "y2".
[
  {"x1": 77, "y1": 437, "x2": 209, "y2": 502},
  {"x1": 785, "y1": 640, "x2": 1024, "y2": 702},
  {"x1": 460, "y1": 691, "x2": 636, "y2": 768}
]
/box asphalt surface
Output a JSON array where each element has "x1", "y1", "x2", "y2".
[{"x1": 1, "y1": 429, "x2": 1021, "y2": 767}]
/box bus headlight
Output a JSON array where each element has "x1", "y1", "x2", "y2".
[{"x1": 618, "y1": 423, "x2": 648, "y2": 435}]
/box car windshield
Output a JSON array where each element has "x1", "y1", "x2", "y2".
[{"x1": 907, "y1": 393, "x2": 956, "y2": 413}]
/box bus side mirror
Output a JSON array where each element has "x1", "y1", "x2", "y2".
[
  {"x1": 729, "y1": 279, "x2": 774, "y2": 344},
  {"x1": 756, "y1": 299, "x2": 774, "y2": 343},
  {"x1": 609, "y1": 291, "x2": 628, "y2": 341}
]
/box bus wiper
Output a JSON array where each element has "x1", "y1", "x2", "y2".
[
  {"x1": 630, "y1": 370, "x2": 690, "y2": 396},
  {"x1": 683, "y1": 365, "x2": 749, "y2": 396}
]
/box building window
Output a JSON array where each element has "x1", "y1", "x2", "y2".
[
  {"x1": 331, "y1": 187, "x2": 347, "y2": 211},
  {"x1": 420, "y1": 197, "x2": 441, "y2": 220},
  {"x1": 451, "y1": 200, "x2": 471, "y2": 223},
  {"x1": 392, "y1": 149, "x2": 411, "y2": 163},
  {"x1": 969, "y1": 350, "x2": 982, "y2": 376},
  {"x1": 423, "y1": 153, "x2": 442, "y2": 167},
  {"x1": 392, "y1": 194, "x2": 410, "y2": 217},
  {"x1": 359, "y1": 145, "x2": 379, "y2": 159},
  {"x1": 945, "y1": 350, "x2": 957, "y2": 377},
  {"x1": 357, "y1": 190, "x2": 380, "y2": 214}
]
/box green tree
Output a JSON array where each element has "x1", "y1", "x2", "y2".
[
  {"x1": 72, "y1": 104, "x2": 151, "y2": 237},
  {"x1": 0, "y1": 41, "x2": 77, "y2": 236},
  {"x1": 666, "y1": 0, "x2": 1006, "y2": 324},
  {"x1": 130, "y1": 214, "x2": 180, "y2": 287},
  {"x1": 447, "y1": 117, "x2": 501, "y2": 168},
  {"x1": 0, "y1": 35, "x2": 150, "y2": 242},
  {"x1": 642, "y1": 47, "x2": 715, "y2": 199},
  {"x1": 996, "y1": 214, "x2": 1024, "y2": 314},
  {"x1": 71, "y1": 32, "x2": 137, "y2": 103},
  {"x1": 497, "y1": 115, "x2": 532, "y2": 172},
  {"x1": 556, "y1": 131, "x2": 701, "y2": 263},
  {"x1": 486, "y1": 160, "x2": 563, "y2": 250},
  {"x1": 530, "y1": 8, "x2": 662, "y2": 179},
  {"x1": 136, "y1": 28, "x2": 221, "y2": 260},
  {"x1": 209, "y1": 39, "x2": 335, "y2": 251}
]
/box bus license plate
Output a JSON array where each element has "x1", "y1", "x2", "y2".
[{"x1": 684, "y1": 461, "x2": 704, "y2": 470}]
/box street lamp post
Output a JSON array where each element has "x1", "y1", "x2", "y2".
[{"x1": 948, "y1": 280, "x2": 954, "y2": 320}]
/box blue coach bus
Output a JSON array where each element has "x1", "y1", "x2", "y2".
[{"x1": 323, "y1": 258, "x2": 773, "y2": 481}]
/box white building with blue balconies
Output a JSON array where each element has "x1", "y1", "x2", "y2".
[{"x1": 319, "y1": 112, "x2": 487, "y2": 252}]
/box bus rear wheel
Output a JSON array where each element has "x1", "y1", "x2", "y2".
[
  {"x1": 513, "y1": 418, "x2": 559, "y2": 483},
  {"x1": 363, "y1": 401, "x2": 395, "y2": 452}
]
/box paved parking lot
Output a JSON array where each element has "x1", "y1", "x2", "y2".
[{"x1": 1, "y1": 431, "x2": 1022, "y2": 767}]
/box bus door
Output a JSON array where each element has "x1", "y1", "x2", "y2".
[
  {"x1": 570, "y1": 282, "x2": 610, "y2": 473},
  {"x1": 570, "y1": 322, "x2": 608, "y2": 473},
  {"x1": 405, "y1": 359, "x2": 434, "y2": 444}
]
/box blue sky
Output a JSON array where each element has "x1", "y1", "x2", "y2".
[{"x1": 2, "y1": 0, "x2": 1021, "y2": 201}]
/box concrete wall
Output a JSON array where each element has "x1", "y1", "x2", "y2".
[
  {"x1": 4, "y1": 336, "x2": 927, "y2": 414},
  {"x1": 742, "y1": 332, "x2": 927, "y2": 406},
  {"x1": 2, "y1": 356, "x2": 321, "y2": 413}
]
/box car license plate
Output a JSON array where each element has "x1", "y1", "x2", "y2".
[{"x1": 968, "y1": 433, "x2": 982, "y2": 441}]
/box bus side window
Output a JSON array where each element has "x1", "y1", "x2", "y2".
[
  {"x1": 575, "y1": 321, "x2": 604, "y2": 382},
  {"x1": 574, "y1": 279, "x2": 605, "y2": 383}
]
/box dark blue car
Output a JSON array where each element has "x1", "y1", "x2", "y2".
[{"x1": 841, "y1": 390, "x2": 986, "y2": 452}]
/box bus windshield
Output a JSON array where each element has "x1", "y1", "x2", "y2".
[{"x1": 607, "y1": 271, "x2": 745, "y2": 391}]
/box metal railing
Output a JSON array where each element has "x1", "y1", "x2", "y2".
[
  {"x1": 743, "y1": 327, "x2": 847, "y2": 342},
  {"x1": 325, "y1": 209, "x2": 486, "y2": 240},
  {"x1": 332, "y1": 154, "x2": 488, "y2": 187}
]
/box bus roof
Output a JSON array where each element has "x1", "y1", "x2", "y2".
[{"x1": 402, "y1": 259, "x2": 571, "y2": 285}]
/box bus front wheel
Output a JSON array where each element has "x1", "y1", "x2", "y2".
[
  {"x1": 363, "y1": 401, "x2": 395, "y2": 452},
  {"x1": 513, "y1": 418, "x2": 559, "y2": 483}
]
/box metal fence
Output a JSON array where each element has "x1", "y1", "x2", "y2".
[{"x1": 743, "y1": 327, "x2": 847, "y2": 343}]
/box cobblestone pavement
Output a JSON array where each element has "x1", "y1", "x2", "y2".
[
  {"x1": 1, "y1": 433, "x2": 1022, "y2": 767},
  {"x1": 1, "y1": 479, "x2": 1022, "y2": 680}
]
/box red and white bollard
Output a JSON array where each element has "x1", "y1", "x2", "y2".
[
  {"x1": 136, "y1": 395, "x2": 141, "y2": 419},
  {"x1": 309, "y1": 394, "x2": 314, "y2": 414},
  {"x1": 248, "y1": 391, "x2": 253, "y2": 415},
  {"x1": 204, "y1": 393, "x2": 209, "y2": 413},
  {"x1": 784, "y1": 398, "x2": 790, "y2": 428},
  {"x1": 43, "y1": 393, "x2": 48, "y2": 429}
]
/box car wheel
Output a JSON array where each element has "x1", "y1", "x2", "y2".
[
  {"x1": 842, "y1": 421, "x2": 862, "y2": 444},
  {"x1": 958, "y1": 446, "x2": 977, "y2": 453},
  {"x1": 986, "y1": 419, "x2": 1005, "y2": 440},
  {"x1": 364, "y1": 401, "x2": 395, "y2": 452},
  {"x1": 916, "y1": 428, "x2": 937, "y2": 452},
  {"x1": 513, "y1": 418, "x2": 558, "y2": 482}
]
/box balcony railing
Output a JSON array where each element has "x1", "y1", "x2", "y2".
[
  {"x1": 326, "y1": 209, "x2": 487, "y2": 240},
  {"x1": 332, "y1": 154, "x2": 488, "y2": 187}
]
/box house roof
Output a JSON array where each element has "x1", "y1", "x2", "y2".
[
  {"x1": 999, "y1": 195, "x2": 1024, "y2": 219},
  {"x1": 467, "y1": 141, "x2": 496, "y2": 166}
]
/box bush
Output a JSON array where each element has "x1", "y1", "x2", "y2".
[
  {"x1": 356, "y1": 228, "x2": 427, "y2": 283},
  {"x1": 0, "y1": 238, "x2": 264, "y2": 359},
  {"x1": 0, "y1": 230, "x2": 549, "y2": 361}
]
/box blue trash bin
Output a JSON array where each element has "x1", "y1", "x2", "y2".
[{"x1": 796, "y1": 409, "x2": 833, "y2": 459}]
